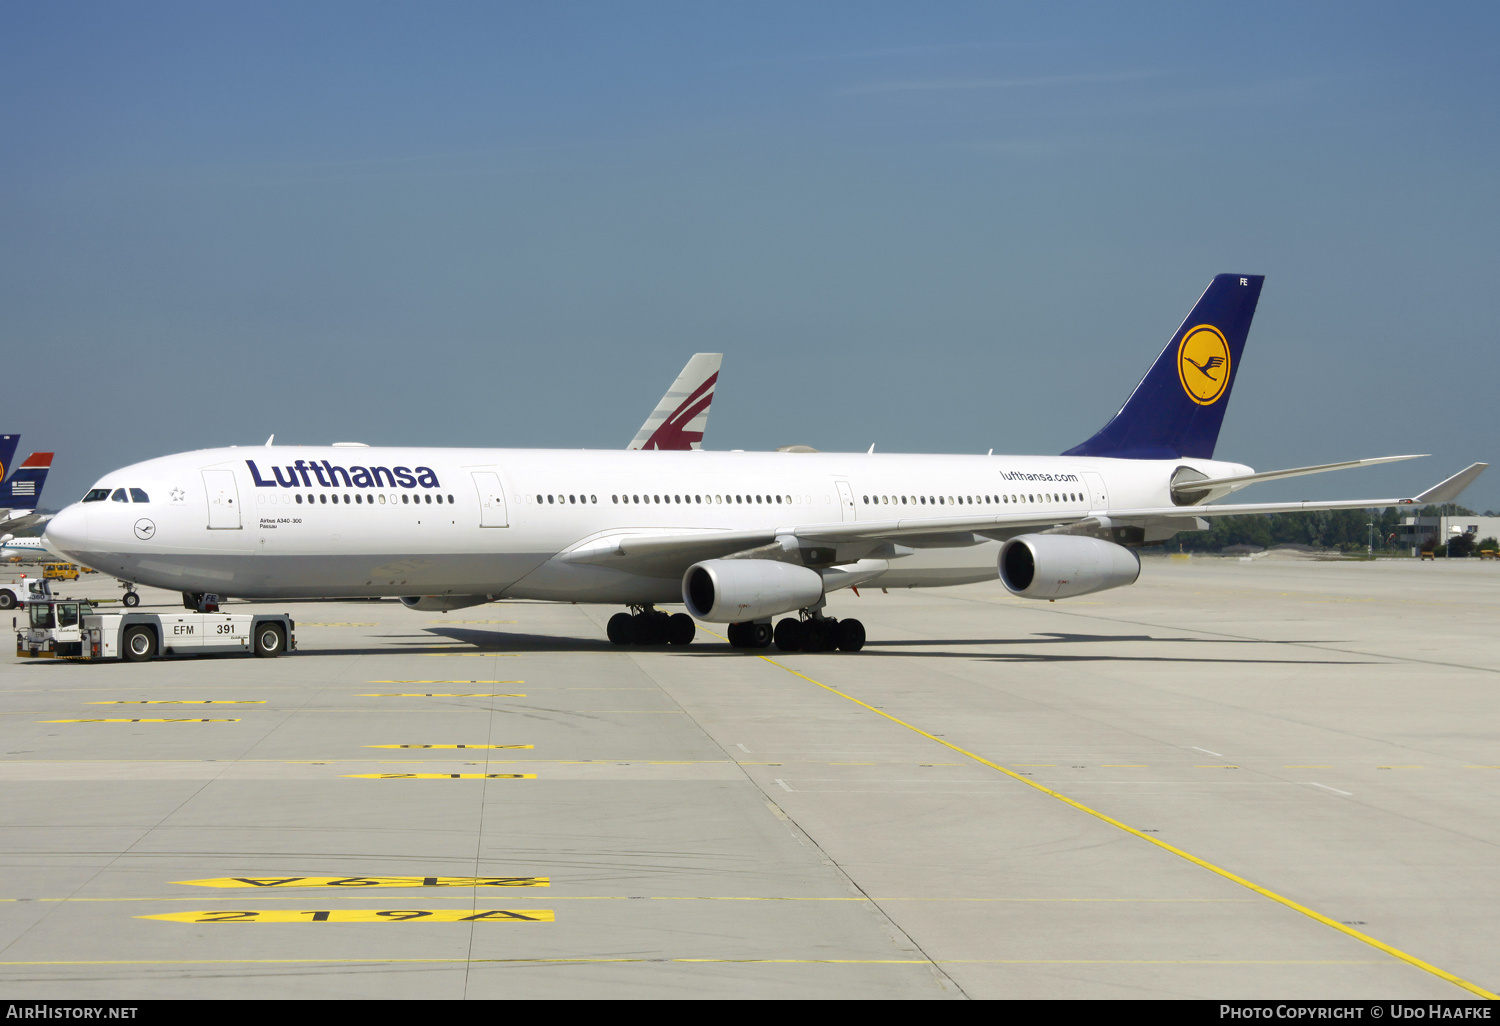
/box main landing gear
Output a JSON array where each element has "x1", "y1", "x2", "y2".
[
  {"x1": 724, "y1": 614, "x2": 865, "y2": 653},
  {"x1": 606, "y1": 608, "x2": 865, "y2": 653},
  {"x1": 607, "y1": 606, "x2": 696, "y2": 646},
  {"x1": 769, "y1": 615, "x2": 865, "y2": 653}
]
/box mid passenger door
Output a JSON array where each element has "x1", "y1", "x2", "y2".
[
  {"x1": 835, "y1": 480, "x2": 857, "y2": 521},
  {"x1": 471, "y1": 471, "x2": 509, "y2": 528}
]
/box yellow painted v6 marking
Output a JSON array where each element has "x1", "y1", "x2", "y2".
[
  {"x1": 342, "y1": 773, "x2": 536, "y2": 780},
  {"x1": 364, "y1": 744, "x2": 533, "y2": 750},
  {"x1": 140, "y1": 909, "x2": 553, "y2": 923},
  {"x1": 175, "y1": 876, "x2": 549, "y2": 889},
  {"x1": 355, "y1": 694, "x2": 525, "y2": 698},
  {"x1": 41, "y1": 718, "x2": 241, "y2": 723}
]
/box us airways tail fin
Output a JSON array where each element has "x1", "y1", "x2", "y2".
[
  {"x1": 628, "y1": 353, "x2": 722, "y2": 451},
  {"x1": 1, "y1": 453, "x2": 53, "y2": 508},
  {"x1": 1063, "y1": 274, "x2": 1264, "y2": 460},
  {"x1": 0, "y1": 435, "x2": 19, "y2": 484}
]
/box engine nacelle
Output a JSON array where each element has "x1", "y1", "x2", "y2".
[
  {"x1": 998, "y1": 534, "x2": 1140, "y2": 600},
  {"x1": 399, "y1": 595, "x2": 491, "y2": 612},
  {"x1": 682, "y1": 559, "x2": 823, "y2": 623}
]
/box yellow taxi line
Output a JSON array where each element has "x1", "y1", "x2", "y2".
[{"x1": 752, "y1": 650, "x2": 1496, "y2": 1000}]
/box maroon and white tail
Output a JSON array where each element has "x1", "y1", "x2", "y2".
[{"x1": 627, "y1": 354, "x2": 722, "y2": 451}]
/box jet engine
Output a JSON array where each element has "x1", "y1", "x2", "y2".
[
  {"x1": 399, "y1": 595, "x2": 492, "y2": 612},
  {"x1": 682, "y1": 559, "x2": 823, "y2": 623},
  {"x1": 997, "y1": 535, "x2": 1140, "y2": 600}
]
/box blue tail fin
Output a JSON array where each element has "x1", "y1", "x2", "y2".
[
  {"x1": 1063, "y1": 274, "x2": 1264, "y2": 460},
  {"x1": 1, "y1": 453, "x2": 52, "y2": 508},
  {"x1": 0, "y1": 435, "x2": 19, "y2": 485}
]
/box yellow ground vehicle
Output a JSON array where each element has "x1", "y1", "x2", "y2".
[{"x1": 43, "y1": 563, "x2": 79, "y2": 581}]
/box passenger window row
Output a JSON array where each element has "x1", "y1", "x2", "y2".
[
  {"x1": 258, "y1": 493, "x2": 456, "y2": 506},
  {"x1": 605, "y1": 494, "x2": 795, "y2": 506},
  {"x1": 861, "y1": 492, "x2": 1085, "y2": 507}
]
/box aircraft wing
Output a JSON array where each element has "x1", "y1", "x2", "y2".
[{"x1": 557, "y1": 463, "x2": 1486, "y2": 579}]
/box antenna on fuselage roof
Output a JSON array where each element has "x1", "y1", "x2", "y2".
[
  {"x1": 265, "y1": 434, "x2": 274, "y2": 446},
  {"x1": 867, "y1": 444, "x2": 875, "y2": 454}
]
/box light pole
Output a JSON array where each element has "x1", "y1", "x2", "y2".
[{"x1": 1367, "y1": 521, "x2": 1375, "y2": 556}]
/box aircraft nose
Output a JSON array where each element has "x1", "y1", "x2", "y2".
[{"x1": 43, "y1": 504, "x2": 89, "y2": 561}]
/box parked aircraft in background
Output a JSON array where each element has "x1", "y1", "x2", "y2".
[
  {"x1": 0, "y1": 435, "x2": 19, "y2": 485},
  {"x1": 42, "y1": 276, "x2": 1484, "y2": 652},
  {"x1": 628, "y1": 353, "x2": 720, "y2": 451},
  {"x1": 0, "y1": 451, "x2": 55, "y2": 535},
  {"x1": 0, "y1": 535, "x2": 51, "y2": 562}
]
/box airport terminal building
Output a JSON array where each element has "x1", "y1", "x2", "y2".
[{"x1": 1397, "y1": 514, "x2": 1500, "y2": 552}]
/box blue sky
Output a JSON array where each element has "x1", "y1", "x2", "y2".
[{"x1": 3, "y1": 1, "x2": 1498, "y2": 509}]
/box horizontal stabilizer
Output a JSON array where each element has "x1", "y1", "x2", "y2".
[
  {"x1": 0, "y1": 511, "x2": 50, "y2": 534},
  {"x1": 1172, "y1": 454, "x2": 1427, "y2": 502},
  {"x1": 1413, "y1": 463, "x2": 1488, "y2": 504}
]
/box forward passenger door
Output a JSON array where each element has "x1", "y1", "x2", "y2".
[{"x1": 202, "y1": 469, "x2": 242, "y2": 529}]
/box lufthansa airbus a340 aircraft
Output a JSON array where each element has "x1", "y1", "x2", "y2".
[{"x1": 44, "y1": 275, "x2": 1484, "y2": 652}]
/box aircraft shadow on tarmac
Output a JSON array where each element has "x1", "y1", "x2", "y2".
[
  {"x1": 861, "y1": 632, "x2": 1375, "y2": 665},
  {"x1": 60, "y1": 618, "x2": 1376, "y2": 664},
  {"x1": 342, "y1": 626, "x2": 1375, "y2": 667}
]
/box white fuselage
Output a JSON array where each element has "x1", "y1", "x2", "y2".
[{"x1": 43, "y1": 446, "x2": 1250, "y2": 603}]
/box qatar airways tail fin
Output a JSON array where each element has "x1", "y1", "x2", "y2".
[
  {"x1": 1063, "y1": 274, "x2": 1264, "y2": 460},
  {"x1": 1, "y1": 453, "x2": 53, "y2": 508},
  {"x1": 628, "y1": 353, "x2": 722, "y2": 451}
]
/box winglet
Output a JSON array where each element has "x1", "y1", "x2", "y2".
[{"x1": 1413, "y1": 463, "x2": 1488, "y2": 504}]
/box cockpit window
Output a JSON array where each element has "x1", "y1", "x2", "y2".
[
  {"x1": 129, "y1": 488, "x2": 149, "y2": 503},
  {"x1": 111, "y1": 488, "x2": 128, "y2": 502},
  {"x1": 83, "y1": 489, "x2": 111, "y2": 502}
]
